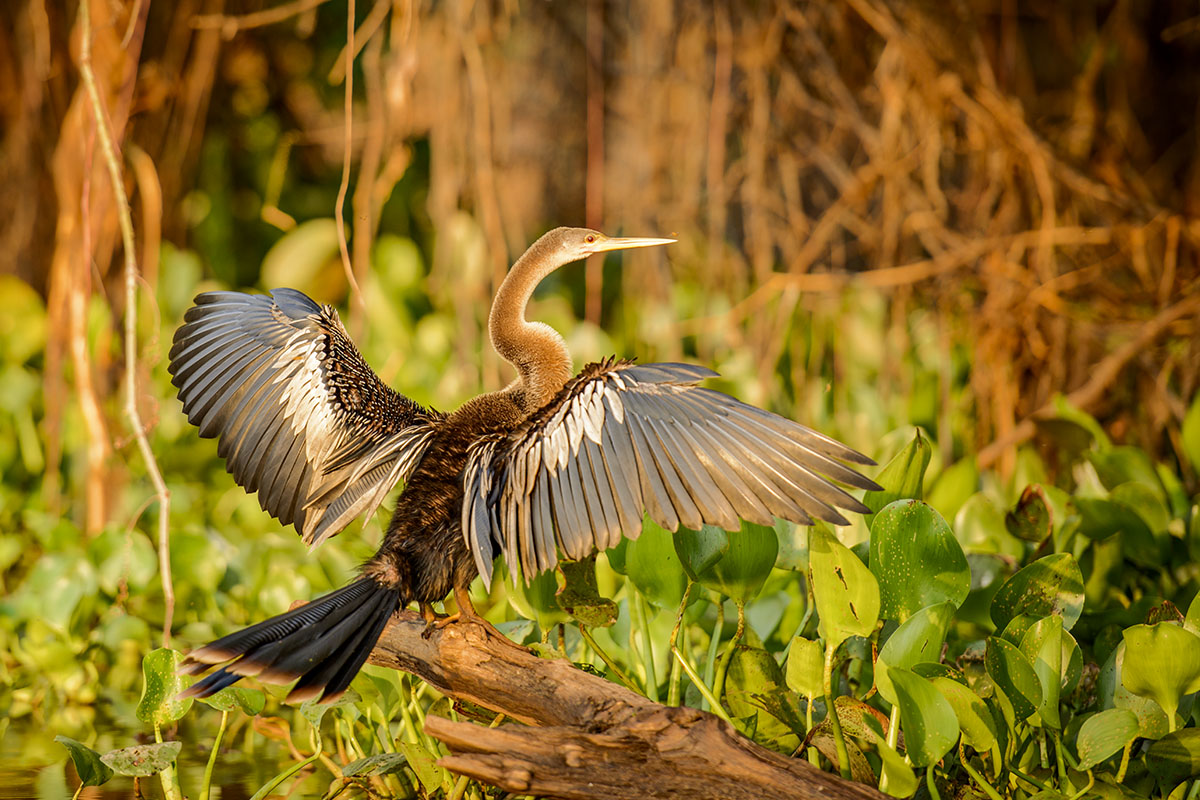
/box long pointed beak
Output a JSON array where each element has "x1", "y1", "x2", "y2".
[{"x1": 590, "y1": 236, "x2": 676, "y2": 253}]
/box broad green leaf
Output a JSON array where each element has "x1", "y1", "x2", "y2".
[
  {"x1": 807, "y1": 728, "x2": 875, "y2": 784},
  {"x1": 930, "y1": 677, "x2": 996, "y2": 751},
  {"x1": 990, "y1": 553, "x2": 1084, "y2": 632},
  {"x1": 556, "y1": 557, "x2": 617, "y2": 627},
  {"x1": 1020, "y1": 615, "x2": 1063, "y2": 729},
  {"x1": 1050, "y1": 395, "x2": 1111, "y2": 449},
  {"x1": 504, "y1": 562, "x2": 568, "y2": 627},
  {"x1": 810, "y1": 527, "x2": 880, "y2": 650},
  {"x1": 875, "y1": 737, "x2": 919, "y2": 798},
  {"x1": 55, "y1": 736, "x2": 113, "y2": 787},
  {"x1": 1183, "y1": 392, "x2": 1200, "y2": 474},
  {"x1": 1099, "y1": 643, "x2": 1170, "y2": 740},
  {"x1": 626, "y1": 520, "x2": 687, "y2": 609},
  {"x1": 1185, "y1": 593, "x2": 1200, "y2": 636},
  {"x1": 785, "y1": 636, "x2": 824, "y2": 700},
  {"x1": 1075, "y1": 496, "x2": 1161, "y2": 566},
  {"x1": 674, "y1": 524, "x2": 730, "y2": 579},
  {"x1": 1076, "y1": 709, "x2": 1139, "y2": 770},
  {"x1": 773, "y1": 519, "x2": 808, "y2": 571},
  {"x1": 677, "y1": 521, "x2": 777, "y2": 604},
  {"x1": 1147, "y1": 729, "x2": 1200, "y2": 787},
  {"x1": 136, "y1": 648, "x2": 192, "y2": 725},
  {"x1": 1122, "y1": 624, "x2": 1200, "y2": 729},
  {"x1": 869, "y1": 501, "x2": 969, "y2": 621},
  {"x1": 300, "y1": 689, "x2": 360, "y2": 728},
  {"x1": 1005, "y1": 485, "x2": 1052, "y2": 542},
  {"x1": 399, "y1": 741, "x2": 449, "y2": 793},
  {"x1": 863, "y1": 429, "x2": 931, "y2": 519},
  {"x1": 199, "y1": 686, "x2": 266, "y2": 716},
  {"x1": 1088, "y1": 447, "x2": 1164, "y2": 496},
  {"x1": 876, "y1": 602, "x2": 955, "y2": 706},
  {"x1": 888, "y1": 668, "x2": 958, "y2": 767},
  {"x1": 985, "y1": 637, "x2": 1043, "y2": 722},
  {"x1": 100, "y1": 742, "x2": 182, "y2": 777},
  {"x1": 342, "y1": 752, "x2": 409, "y2": 777},
  {"x1": 925, "y1": 458, "x2": 978, "y2": 522},
  {"x1": 725, "y1": 646, "x2": 800, "y2": 752}
]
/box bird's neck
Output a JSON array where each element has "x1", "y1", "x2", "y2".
[{"x1": 489, "y1": 244, "x2": 573, "y2": 411}]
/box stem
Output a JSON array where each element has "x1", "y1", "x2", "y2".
[
  {"x1": 960, "y1": 746, "x2": 1005, "y2": 800},
  {"x1": 1116, "y1": 739, "x2": 1134, "y2": 783},
  {"x1": 1052, "y1": 729, "x2": 1072, "y2": 794},
  {"x1": 670, "y1": 646, "x2": 734, "y2": 725},
  {"x1": 1067, "y1": 771, "x2": 1096, "y2": 800},
  {"x1": 667, "y1": 581, "x2": 693, "y2": 706},
  {"x1": 1010, "y1": 767, "x2": 1052, "y2": 793},
  {"x1": 701, "y1": 597, "x2": 725, "y2": 712},
  {"x1": 153, "y1": 723, "x2": 183, "y2": 800},
  {"x1": 199, "y1": 710, "x2": 230, "y2": 800},
  {"x1": 632, "y1": 593, "x2": 660, "y2": 701},
  {"x1": 879, "y1": 704, "x2": 900, "y2": 793},
  {"x1": 712, "y1": 600, "x2": 746, "y2": 709},
  {"x1": 823, "y1": 640, "x2": 851, "y2": 782},
  {"x1": 926, "y1": 765, "x2": 941, "y2": 800},
  {"x1": 248, "y1": 753, "x2": 321, "y2": 800},
  {"x1": 577, "y1": 624, "x2": 639, "y2": 693},
  {"x1": 806, "y1": 695, "x2": 820, "y2": 766},
  {"x1": 1188, "y1": 779, "x2": 1200, "y2": 800},
  {"x1": 78, "y1": 0, "x2": 173, "y2": 647}
]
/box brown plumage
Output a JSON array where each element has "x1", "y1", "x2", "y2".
[{"x1": 170, "y1": 227, "x2": 881, "y2": 703}]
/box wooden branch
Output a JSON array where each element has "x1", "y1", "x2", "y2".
[{"x1": 368, "y1": 612, "x2": 885, "y2": 800}]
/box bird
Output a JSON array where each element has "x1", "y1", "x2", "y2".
[{"x1": 169, "y1": 227, "x2": 880, "y2": 703}]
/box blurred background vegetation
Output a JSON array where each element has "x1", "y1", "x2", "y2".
[{"x1": 4, "y1": 0, "x2": 1200, "y2": 797}]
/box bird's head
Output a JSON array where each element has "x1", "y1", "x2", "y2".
[{"x1": 541, "y1": 226, "x2": 676, "y2": 266}]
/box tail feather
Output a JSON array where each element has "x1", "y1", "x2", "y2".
[{"x1": 179, "y1": 578, "x2": 399, "y2": 703}]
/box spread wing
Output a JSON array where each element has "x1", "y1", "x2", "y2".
[
  {"x1": 463, "y1": 360, "x2": 879, "y2": 586},
  {"x1": 168, "y1": 289, "x2": 440, "y2": 547}
]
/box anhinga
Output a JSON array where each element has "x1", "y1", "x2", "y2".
[{"x1": 170, "y1": 228, "x2": 880, "y2": 703}]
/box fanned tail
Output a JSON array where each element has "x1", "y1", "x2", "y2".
[{"x1": 179, "y1": 578, "x2": 399, "y2": 703}]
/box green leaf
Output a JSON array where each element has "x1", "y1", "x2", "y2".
[
  {"x1": 888, "y1": 668, "x2": 959, "y2": 767},
  {"x1": 136, "y1": 648, "x2": 193, "y2": 725},
  {"x1": 1147, "y1": 729, "x2": 1200, "y2": 787},
  {"x1": 626, "y1": 520, "x2": 687, "y2": 609},
  {"x1": 1099, "y1": 643, "x2": 1170, "y2": 740},
  {"x1": 100, "y1": 742, "x2": 182, "y2": 777},
  {"x1": 1075, "y1": 496, "x2": 1161, "y2": 566},
  {"x1": 556, "y1": 557, "x2": 617, "y2": 628},
  {"x1": 785, "y1": 636, "x2": 824, "y2": 700},
  {"x1": 869, "y1": 501, "x2": 969, "y2": 621},
  {"x1": 300, "y1": 689, "x2": 361, "y2": 729},
  {"x1": 725, "y1": 646, "x2": 800, "y2": 752},
  {"x1": 1184, "y1": 393, "x2": 1200, "y2": 474},
  {"x1": 1122, "y1": 624, "x2": 1200, "y2": 729},
  {"x1": 990, "y1": 553, "x2": 1084, "y2": 632},
  {"x1": 503, "y1": 562, "x2": 568, "y2": 627},
  {"x1": 676, "y1": 521, "x2": 777, "y2": 604},
  {"x1": 342, "y1": 752, "x2": 409, "y2": 777},
  {"x1": 875, "y1": 737, "x2": 919, "y2": 798},
  {"x1": 1005, "y1": 485, "x2": 1053, "y2": 542},
  {"x1": 925, "y1": 458, "x2": 979, "y2": 523},
  {"x1": 876, "y1": 602, "x2": 955, "y2": 706},
  {"x1": 673, "y1": 524, "x2": 729, "y2": 580},
  {"x1": 930, "y1": 677, "x2": 996, "y2": 751},
  {"x1": 810, "y1": 527, "x2": 880, "y2": 650},
  {"x1": 985, "y1": 636, "x2": 1043, "y2": 722},
  {"x1": 260, "y1": 218, "x2": 344, "y2": 299},
  {"x1": 199, "y1": 686, "x2": 266, "y2": 716},
  {"x1": 399, "y1": 741, "x2": 449, "y2": 793},
  {"x1": 55, "y1": 736, "x2": 114, "y2": 787},
  {"x1": 863, "y1": 429, "x2": 932, "y2": 519},
  {"x1": 1076, "y1": 709, "x2": 1139, "y2": 770},
  {"x1": 1020, "y1": 615, "x2": 1063, "y2": 729}
]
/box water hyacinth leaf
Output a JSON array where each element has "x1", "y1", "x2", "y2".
[
  {"x1": 199, "y1": 686, "x2": 266, "y2": 716},
  {"x1": 1185, "y1": 594, "x2": 1200, "y2": 636},
  {"x1": 985, "y1": 637, "x2": 1042, "y2": 722},
  {"x1": 930, "y1": 677, "x2": 996, "y2": 751},
  {"x1": 136, "y1": 648, "x2": 192, "y2": 725},
  {"x1": 1111, "y1": 482, "x2": 1170, "y2": 535},
  {"x1": 342, "y1": 752, "x2": 409, "y2": 777},
  {"x1": 556, "y1": 557, "x2": 618, "y2": 628},
  {"x1": 1074, "y1": 497, "x2": 1160, "y2": 566},
  {"x1": 807, "y1": 729, "x2": 875, "y2": 785},
  {"x1": 774, "y1": 518, "x2": 808, "y2": 571},
  {"x1": 726, "y1": 646, "x2": 800, "y2": 752},
  {"x1": 504, "y1": 562, "x2": 568, "y2": 627},
  {"x1": 875, "y1": 737, "x2": 919, "y2": 798},
  {"x1": 673, "y1": 524, "x2": 729, "y2": 580},
  {"x1": 679, "y1": 521, "x2": 777, "y2": 604},
  {"x1": 1005, "y1": 485, "x2": 1053, "y2": 542},
  {"x1": 888, "y1": 668, "x2": 959, "y2": 767},
  {"x1": 606, "y1": 538, "x2": 629, "y2": 575},
  {"x1": 925, "y1": 458, "x2": 978, "y2": 523},
  {"x1": 869, "y1": 501, "x2": 969, "y2": 621},
  {"x1": 1183, "y1": 392, "x2": 1200, "y2": 475},
  {"x1": 990, "y1": 553, "x2": 1084, "y2": 632},
  {"x1": 55, "y1": 736, "x2": 114, "y2": 787},
  {"x1": 300, "y1": 689, "x2": 360, "y2": 728},
  {"x1": 810, "y1": 527, "x2": 880, "y2": 650},
  {"x1": 626, "y1": 520, "x2": 687, "y2": 609},
  {"x1": 1020, "y1": 615, "x2": 1064, "y2": 729},
  {"x1": 785, "y1": 636, "x2": 824, "y2": 700},
  {"x1": 1099, "y1": 643, "x2": 1170, "y2": 740},
  {"x1": 1122, "y1": 624, "x2": 1200, "y2": 729},
  {"x1": 1087, "y1": 446, "x2": 1166, "y2": 496},
  {"x1": 399, "y1": 741, "x2": 450, "y2": 794},
  {"x1": 100, "y1": 742, "x2": 183, "y2": 777},
  {"x1": 1147, "y1": 729, "x2": 1200, "y2": 787},
  {"x1": 876, "y1": 602, "x2": 955, "y2": 705},
  {"x1": 863, "y1": 429, "x2": 932, "y2": 519},
  {"x1": 1076, "y1": 709, "x2": 1140, "y2": 771}
]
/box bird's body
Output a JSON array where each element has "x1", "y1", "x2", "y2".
[{"x1": 171, "y1": 227, "x2": 880, "y2": 703}]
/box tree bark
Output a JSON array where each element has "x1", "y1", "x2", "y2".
[{"x1": 367, "y1": 611, "x2": 885, "y2": 800}]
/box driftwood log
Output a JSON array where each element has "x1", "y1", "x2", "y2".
[{"x1": 367, "y1": 611, "x2": 886, "y2": 800}]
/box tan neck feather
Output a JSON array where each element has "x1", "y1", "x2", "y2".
[{"x1": 489, "y1": 240, "x2": 573, "y2": 410}]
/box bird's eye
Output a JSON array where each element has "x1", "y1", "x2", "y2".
[{"x1": 585, "y1": 234, "x2": 596, "y2": 243}]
